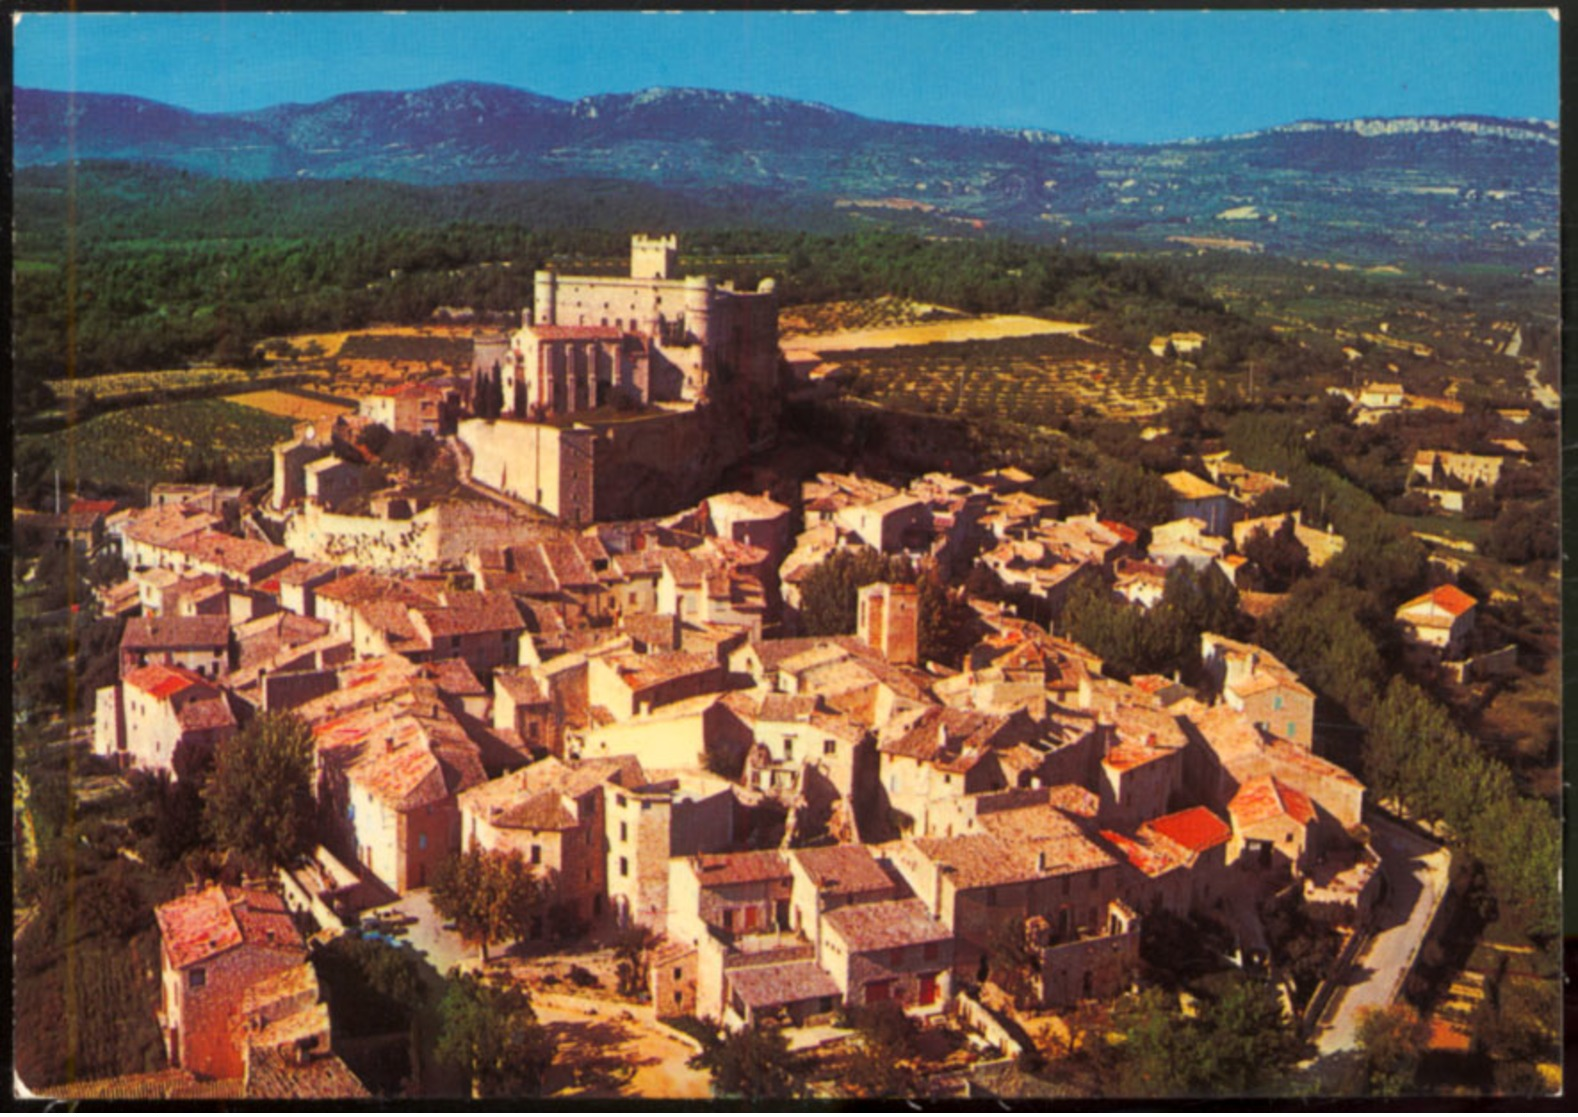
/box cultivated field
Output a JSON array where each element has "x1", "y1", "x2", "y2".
[
  {"x1": 19, "y1": 399, "x2": 294, "y2": 488},
  {"x1": 274, "y1": 325, "x2": 480, "y2": 398},
  {"x1": 46, "y1": 366, "x2": 313, "y2": 406},
  {"x1": 225, "y1": 389, "x2": 355, "y2": 423},
  {"x1": 843, "y1": 333, "x2": 1217, "y2": 422},
  {"x1": 784, "y1": 300, "x2": 1088, "y2": 354}
]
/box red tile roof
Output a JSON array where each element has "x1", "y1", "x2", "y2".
[
  {"x1": 156, "y1": 885, "x2": 301, "y2": 970},
  {"x1": 122, "y1": 615, "x2": 231, "y2": 651},
  {"x1": 1099, "y1": 829, "x2": 1179, "y2": 878},
  {"x1": 1143, "y1": 806, "x2": 1232, "y2": 854},
  {"x1": 526, "y1": 324, "x2": 626, "y2": 341},
  {"x1": 124, "y1": 662, "x2": 211, "y2": 701},
  {"x1": 790, "y1": 845, "x2": 893, "y2": 896},
  {"x1": 823, "y1": 898, "x2": 951, "y2": 952},
  {"x1": 692, "y1": 850, "x2": 790, "y2": 888},
  {"x1": 1400, "y1": 583, "x2": 1478, "y2": 619},
  {"x1": 1229, "y1": 775, "x2": 1316, "y2": 828},
  {"x1": 727, "y1": 959, "x2": 840, "y2": 1009}
]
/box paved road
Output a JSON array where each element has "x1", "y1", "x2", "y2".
[
  {"x1": 532, "y1": 990, "x2": 713, "y2": 1099},
  {"x1": 1313, "y1": 816, "x2": 1451, "y2": 1056}
]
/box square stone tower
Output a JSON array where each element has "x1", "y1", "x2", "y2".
[
  {"x1": 631, "y1": 234, "x2": 679, "y2": 280},
  {"x1": 857, "y1": 582, "x2": 920, "y2": 666}
]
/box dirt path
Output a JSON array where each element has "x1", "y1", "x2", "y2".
[{"x1": 533, "y1": 992, "x2": 712, "y2": 1100}]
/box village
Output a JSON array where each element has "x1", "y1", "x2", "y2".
[{"x1": 15, "y1": 232, "x2": 1554, "y2": 1101}]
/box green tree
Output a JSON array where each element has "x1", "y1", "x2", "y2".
[
  {"x1": 689, "y1": 1020, "x2": 805, "y2": 1101},
  {"x1": 798, "y1": 546, "x2": 902, "y2": 638},
  {"x1": 204, "y1": 711, "x2": 316, "y2": 869},
  {"x1": 1240, "y1": 516, "x2": 1311, "y2": 592},
  {"x1": 843, "y1": 1000, "x2": 924, "y2": 1097},
  {"x1": 1356, "y1": 1004, "x2": 1424, "y2": 1096},
  {"x1": 430, "y1": 846, "x2": 544, "y2": 962},
  {"x1": 613, "y1": 923, "x2": 659, "y2": 1000},
  {"x1": 437, "y1": 972, "x2": 554, "y2": 1098}
]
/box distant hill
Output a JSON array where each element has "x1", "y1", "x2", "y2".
[{"x1": 13, "y1": 83, "x2": 1559, "y2": 267}]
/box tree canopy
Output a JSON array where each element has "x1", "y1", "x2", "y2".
[
  {"x1": 430, "y1": 846, "x2": 546, "y2": 962},
  {"x1": 689, "y1": 1021, "x2": 805, "y2": 1101},
  {"x1": 203, "y1": 711, "x2": 316, "y2": 870},
  {"x1": 437, "y1": 972, "x2": 554, "y2": 1099}
]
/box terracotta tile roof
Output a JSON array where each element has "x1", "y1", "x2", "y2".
[
  {"x1": 316, "y1": 572, "x2": 438, "y2": 609},
  {"x1": 125, "y1": 662, "x2": 212, "y2": 701},
  {"x1": 526, "y1": 324, "x2": 626, "y2": 341},
  {"x1": 879, "y1": 707, "x2": 1013, "y2": 774},
  {"x1": 119, "y1": 504, "x2": 221, "y2": 547},
  {"x1": 1229, "y1": 775, "x2": 1316, "y2": 829},
  {"x1": 691, "y1": 850, "x2": 790, "y2": 888},
  {"x1": 36, "y1": 1068, "x2": 244, "y2": 1101},
  {"x1": 494, "y1": 666, "x2": 549, "y2": 705},
  {"x1": 1142, "y1": 806, "x2": 1233, "y2": 855},
  {"x1": 245, "y1": 1046, "x2": 370, "y2": 1099},
  {"x1": 1398, "y1": 583, "x2": 1478, "y2": 619},
  {"x1": 1045, "y1": 784, "x2": 1100, "y2": 819},
  {"x1": 1100, "y1": 519, "x2": 1140, "y2": 545},
  {"x1": 156, "y1": 885, "x2": 301, "y2": 971},
  {"x1": 824, "y1": 897, "x2": 951, "y2": 952},
  {"x1": 1099, "y1": 829, "x2": 1180, "y2": 878},
  {"x1": 415, "y1": 591, "x2": 523, "y2": 638},
  {"x1": 177, "y1": 696, "x2": 236, "y2": 733},
  {"x1": 539, "y1": 537, "x2": 599, "y2": 588},
  {"x1": 706, "y1": 491, "x2": 790, "y2": 521},
  {"x1": 276, "y1": 560, "x2": 340, "y2": 586},
  {"x1": 1103, "y1": 740, "x2": 1175, "y2": 774},
  {"x1": 423, "y1": 657, "x2": 486, "y2": 697},
  {"x1": 917, "y1": 807, "x2": 1116, "y2": 889},
  {"x1": 610, "y1": 650, "x2": 718, "y2": 693},
  {"x1": 790, "y1": 845, "x2": 893, "y2": 896},
  {"x1": 174, "y1": 531, "x2": 292, "y2": 578},
  {"x1": 122, "y1": 614, "x2": 231, "y2": 651},
  {"x1": 462, "y1": 755, "x2": 641, "y2": 830},
  {"x1": 727, "y1": 959, "x2": 840, "y2": 1009}
]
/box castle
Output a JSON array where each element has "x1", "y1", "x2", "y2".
[
  {"x1": 499, "y1": 234, "x2": 780, "y2": 420},
  {"x1": 461, "y1": 235, "x2": 783, "y2": 524}
]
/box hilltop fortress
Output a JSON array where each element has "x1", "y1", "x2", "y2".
[{"x1": 460, "y1": 235, "x2": 782, "y2": 523}]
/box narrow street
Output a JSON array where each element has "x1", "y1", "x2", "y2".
[{"x1": 1312, "y1": 815, "x2": 1451, "y2": 1056}]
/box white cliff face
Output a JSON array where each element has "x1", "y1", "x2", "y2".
[{"x1": 1188, "y1": 116, "x2": 1559, "y2": 146}]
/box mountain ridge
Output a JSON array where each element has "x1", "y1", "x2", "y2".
[{"x1": 12, "y1": 83, "x2": 1559, "y2": 269}]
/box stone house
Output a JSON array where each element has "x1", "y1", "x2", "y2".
[
  {"x1": 459, "y1": 755, "x2": 642, "y2": 930},
  {"x1": 1162, "y1": 472, "x2": 1239, "y2": 537},
  {"x1": 95, "y1": 664, "x2": 235, "y2": 778},
  {"x1": 819, "y1": 898, "x2": 954, "y2": 1010},
  {"x1": 1395, "y1": 584, "x2": 1478, "y2": 658},
  {"x1": 313, "y1": 707, "x2": 487, "y2": 894},
  {"x1": 120, "y1": 614, "x2": 231, "y2": 679},
  {"x1": 155, "y1": 885, "x2": 305, "y2": 1081},
  {"x1": 1200, "y1": 632, "x2": 1316, "y2": 748}
]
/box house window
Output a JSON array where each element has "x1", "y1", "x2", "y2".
[
  {"x1": 418, "y1": 833, "x2": 427, "y2": 851},
  {"x1": 620, "y1": 822, "x2": 628, "y2": 842},
  {"x1": 347, "y1": 802, "x2": 355, "y2": 821},
  {"x1": 1288, "y1": 721, "x2": 1297, "y2": 738},
  {"x1": 188, "y1": 968, "x2": 206, "y2": 990},
  {"x1": 620, "y1": 857, "x2": 629, "y2": 878},
  {"x1": 530, "y1": 845, "x2": 542, "y2": 865},
  {"x1": 616, "y1": 794, "x2": 627, "y2": 808},
  {"x1": 1272, "y1": 694, "x2": 1284, "y2": 711},
  {"x1": 824, "y1": 739, "x2": 836, "y2": 756},
  {"x1": 674, "y1": 967, "x2": 684, "y2": 981}
]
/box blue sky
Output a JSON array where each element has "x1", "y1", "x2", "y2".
[{"x1": 13, "y1": 9, "x2": 1560, "y2": 143}]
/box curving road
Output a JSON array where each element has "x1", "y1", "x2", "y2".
[{"x1": 1312, "y1": 815, "x2": 1451, "y2": 1056}]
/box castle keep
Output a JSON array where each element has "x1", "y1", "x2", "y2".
[
  {"x1": 464, "y1": 235, "x2": 783, "y2": 522},
  {"x1": 501, "y1": 234, "x2": 780, "y2": 420}
]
